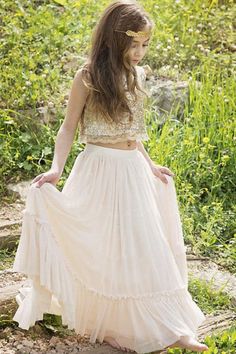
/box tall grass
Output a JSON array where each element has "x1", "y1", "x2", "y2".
[{"x1": 145, "y1": 57, "x2": 235, "y2": 271}]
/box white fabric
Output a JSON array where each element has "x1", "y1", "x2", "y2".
[{"x1": 12, "y1": 143, "x2": 206, "y2": 353}]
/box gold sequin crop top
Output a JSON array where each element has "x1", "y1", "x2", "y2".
[{"x1": 78, "y1": 66, "x2": 149, "y2": 144}]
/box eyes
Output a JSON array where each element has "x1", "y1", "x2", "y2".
[{"x1": 130, "y1": 43, "x2": 149, "y2": 49}]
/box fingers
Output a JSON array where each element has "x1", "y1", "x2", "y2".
[
  {"x1": 31, "y1": 174, "x2": 47, "y2": 188},
  {"x1": 31, "y1": 174, "x2": 42, "y2": 184},
  {"x1": 156, "y1": 171, "x2": 168, "y2": 184},
  {"x1": 35, "y1": 175, "x2": 48, "y2": 188},
  {"x1": 31, "y1": 170, "x2": 59, "y2": 189},
  {"x1": 160, "y1": 167, "x2": 175, "y2": 177}
]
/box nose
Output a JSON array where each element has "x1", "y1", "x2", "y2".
[{"x1": 134, "y1": 46, "x2": 145, "y2": 58}]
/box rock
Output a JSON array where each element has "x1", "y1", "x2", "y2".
[
  {"x1": 0, "y1": 220, "x2": 21, "y2": 230},
  {"x1": 21, "y1": 338, "x2": 34, "y2": 348},
  {"x1": 143, "y1": 64, "x2": 153, "y2": 77},
  {"x1": 16, "y1": 344, "x2": 23, "y2": 350},
  {"x1": 188, "y1": 255, "x2": 236, "y2": 306},
  {"x1": 49, "y1": 336, "x2": 61, "y2": 347},
  {"x1": 7, "y1": 181, "x2": 31, "y2": 202},
  {"x1": 143, "y1": 66, "x2": 202, "y2": 126},
  {"x1": 37, "y1": 105, "x2": 57, "y2": 124},
  {"x1": 146, "y1": 77, "x2": 190, "y2": 125},
  {"x1": 0, "y1": 330, "x2": 9, "y2": 340},
  {"x1": 55, "y1": 342, "x2": 66, "y2": 351},
  {"x1": 0, "y1": 228, "x2": 21, "y2": 251},
  {"x1": 0, "y1": 201, "x2": 24, "y2": 251},
  {"x1": 0, "y1": 280, "x2": 27, "y2": 301},
  {"x1": 0, "y1": 269, "x2": 27, "y2": 288},
  {"x1": 70, "y1": 349, "x2": 80, "y2": 354}
]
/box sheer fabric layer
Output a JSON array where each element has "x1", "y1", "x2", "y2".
[{"x1": 13, "y1": 144, "x2": 206, "y2": 353}]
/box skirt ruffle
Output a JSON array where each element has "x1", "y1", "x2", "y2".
[{"x1": 12, "y1": 143, "x2": 206, "y2": 353}]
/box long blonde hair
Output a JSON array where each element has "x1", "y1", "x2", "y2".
[{"x1": 80, "y1": 0, "x2": 154, "y2": 127}]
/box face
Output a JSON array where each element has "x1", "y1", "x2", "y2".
[{"x1": 126, "y1": 26, "x2": 151, "y2": 66}]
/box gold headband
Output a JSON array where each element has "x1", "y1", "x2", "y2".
[{"x1": 114, "y1": 29, "x2": 151, "y2": 38}]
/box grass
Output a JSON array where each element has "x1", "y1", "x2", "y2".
[
  {"x1": 0, "y1": 248, "x2": 16, "y2": 271},
  {"x1": 145, "y1": 58, "x2": 236, "y2": 273},
  {"x1": 166, "y1": 326, "x2": 236, "y2": 354}
]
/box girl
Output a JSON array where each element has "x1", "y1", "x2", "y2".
[{"x1": 12, "y1": 1, "x2": 209, "y2": 353}]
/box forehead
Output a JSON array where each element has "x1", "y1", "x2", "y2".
[
  {"x1": 131, "y1": 23, "x2": 152, "y2": 43},
  {"x1": 132, "y1": 36, "x2": 150, "y2": 43}
]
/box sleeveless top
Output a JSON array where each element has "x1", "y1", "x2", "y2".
[{"x1": 78, "y1": 66, "x2": 149, "y2": 144}]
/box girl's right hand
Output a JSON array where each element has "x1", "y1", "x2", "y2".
[{"x1": 31, "y1": 169, "x2": 61, "y2": 188}]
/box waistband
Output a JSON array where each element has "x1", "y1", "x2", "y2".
[{"x1": 84, "y1": 143, "x2": 139, "y2": 158}]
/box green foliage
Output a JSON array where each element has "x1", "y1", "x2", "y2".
[
  {"x1": 142, "y1": 0, "x2": 234, "y2": 72},
  {"x1": 145, "y1": 55, "x2": 235, "y2": 273},
  {"x1": 0, "y1": 109, "x2": 57, "y2": 195},
  {"x1": 188, "y1": 277, "x2": 234, "y2": 314},
  {"x1": 204, "y1": 327, "x2": 236, "y2": 354},
  {"x1": 166, "y1": 326, "x2": 236, "y2": 354},
  {"x1": 0, "y1": 248, "x2": 16, "y2": 270}
]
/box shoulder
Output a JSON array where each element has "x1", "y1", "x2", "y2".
[
  {"x1": 74, "y1": 67, "x2": 89, "y2": 89},
  {"x1": 73, "y1": 63, "x2": 93, "y2": 93}
]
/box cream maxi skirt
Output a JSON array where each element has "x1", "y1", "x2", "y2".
[{"x1": 12, "y1": 143, "x2": 206, "y2": 353}]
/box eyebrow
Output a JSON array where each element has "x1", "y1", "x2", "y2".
[{"x1": 132, "y1": 38, "x2": 150, "y2": 43}]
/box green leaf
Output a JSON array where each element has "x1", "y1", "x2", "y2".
[
  {"x1": 53, "y1": 0, "x2": 68, "y2": 6},
  {"x1": 23, "y1": 161, "x2": 32, "y2": 171},
  {"x1": 42, "y1": 146, "x2": 52, "y2": 156},
  {"x1": 20, "y1": 133, "x2": 31, "y2": 143}
]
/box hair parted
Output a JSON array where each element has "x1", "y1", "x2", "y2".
[{"x1": 80, "y1": 0, "x2": 154, "y2": 127}]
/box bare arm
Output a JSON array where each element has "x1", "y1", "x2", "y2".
[
  {"x1": 50, "y1": 69, "x2": 89, "y2": 175},
  {"x1": 32, "y1": 68, "x2": 89, "y2": 187}
]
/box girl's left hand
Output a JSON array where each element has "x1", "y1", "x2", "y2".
[{"x1": 149, "y1": 162, "x2": 175, "y2": 184}]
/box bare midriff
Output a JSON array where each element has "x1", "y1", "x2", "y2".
[{"x1": 87, "y1": 140, "x2": 138, "y2": 150}]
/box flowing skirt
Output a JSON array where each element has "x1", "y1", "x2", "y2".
[{"x1": 12, "y1": 143, "x2": 206, "y2": 353}]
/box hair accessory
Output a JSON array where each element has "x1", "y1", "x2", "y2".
[{"x1": 114, "y1": 29, "x2": 151, "y2": 38}]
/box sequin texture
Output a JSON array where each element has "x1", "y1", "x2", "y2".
[{"x1": 78, "y1": 66, "x2": 149, "y2": 144}]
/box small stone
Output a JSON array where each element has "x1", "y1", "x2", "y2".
[
  {"x1": 49, "y1": 336, "x2": 60, "y2": 347},
  {"x1": 16, "y1": 344, "x2": 24, "y2": 350},
  {"x1": 55, "y1": 343, "x2": 66, "y2": 350},
  {"x1": 14, "y1": 330, "x2": 24, "y2": 337},
  {"x1": 22, "y1": 339, "x2": 34, "y2": 348},
  {"x1": 70, "y1": 349, "x2": 79, "y2": 354},
  {"x1": 64, "y1": 338, "x2": 74, "y2": 346}
]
